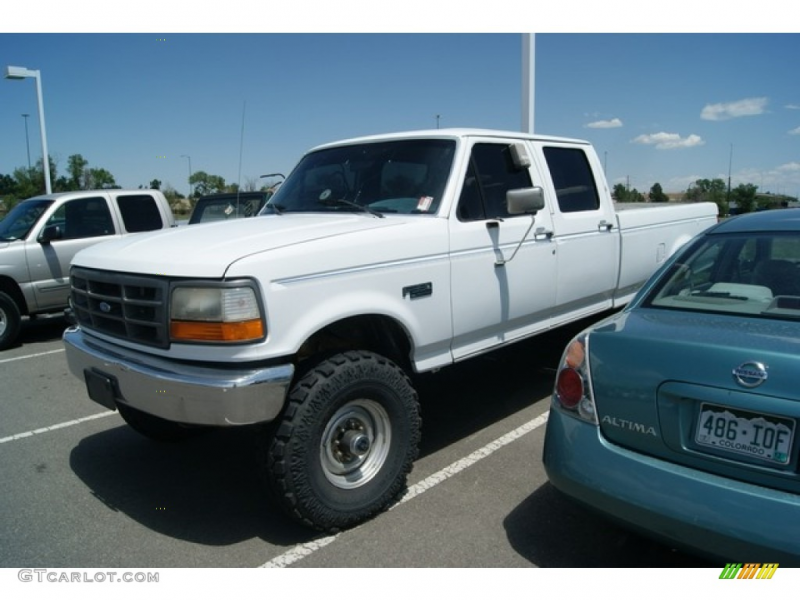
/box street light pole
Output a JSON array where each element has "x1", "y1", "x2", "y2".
[
  {"x1": 21, "y1": 113, "x2": 31, "y2": 170},
  {"x1": 181, "y1": 155, "x2": 192, "y2": 198},
  {"x1": 521, "y1": 33, "x2": 535, "y2": 134},
  {"x1": 5, "y1": 66, "x2": 51, "y2": 194}
]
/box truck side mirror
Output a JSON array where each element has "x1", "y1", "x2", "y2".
[
  {"x1": 38, "y1": 224, "x2": 63, "y2": 244},
  {"x1": 507, "y1": 186, "x2": 545, "y2": 215}
]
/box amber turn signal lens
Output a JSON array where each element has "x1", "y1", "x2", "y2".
[
  {"x1": 170, "y1": 319, "x2": 264, "y2": 342},
  {"x1": 565, "y1": 340, "x2": 585, "y2": 369}
]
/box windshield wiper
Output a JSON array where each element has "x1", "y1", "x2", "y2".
[{"x1": 319, "y1": 198, "x2": 384, "y2": 218}]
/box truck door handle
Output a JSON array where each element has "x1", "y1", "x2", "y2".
[
  {"x1": 535, "y1": 227, "x2": 553, "y2": 239},
  {"x1": 598, "y1": 220, "x2": 614, "y2": 232}
]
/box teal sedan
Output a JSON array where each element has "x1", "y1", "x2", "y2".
[{"x1": 543, "y1": 209, "x2": 800, "y2": 565}]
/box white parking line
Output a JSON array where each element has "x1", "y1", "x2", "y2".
[
  {"x1": 260, "y1": 410, "x2": 549, "y2": 568},
  {"x1": 0, "y1": 348, "x2": 65, "y2": 364},
  {"x1": 0, "y1": 410, "x2": 116, "y2": 445}
]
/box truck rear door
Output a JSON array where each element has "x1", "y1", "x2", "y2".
[{"x1": 539, "y1": 143, "x2": 619, "y2": 327}]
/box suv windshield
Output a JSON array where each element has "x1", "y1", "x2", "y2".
[
  {"x1": 0, "y1": 199, "x2": 53, "y2": 241},
  {"x1": 189, "y1": 193, "x2": 269, "y2": 224},
  {"x1": 644, "y1": 232, "x2": 800, "y2": 320},
  {"x1": 265, "y1": 139, "x2": 455, "y2": 216}
]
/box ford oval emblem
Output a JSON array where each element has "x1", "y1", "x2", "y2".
[
  {"x1": 732, "y1": 361, "x2": 768, "y2": 388},
  {"x1": 99, "y1": 302, "x2": 112, "y2": 313}
]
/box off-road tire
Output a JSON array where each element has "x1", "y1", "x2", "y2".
[{"x1": 265, "y1": 350, "x2": 421, "y2": 532}]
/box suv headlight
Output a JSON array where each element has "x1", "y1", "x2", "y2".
[{"x1": 170, "y1": 283, "x2": 265, "y2": 343}]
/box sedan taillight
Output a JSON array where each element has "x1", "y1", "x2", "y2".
[{"x1": 553, "y1": 334, "x2": 598, "y2": 424}]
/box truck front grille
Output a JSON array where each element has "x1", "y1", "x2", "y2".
[{"x1": 70, "y1": 267, "x2": 170, "y2": 348}]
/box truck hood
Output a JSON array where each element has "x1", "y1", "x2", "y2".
[{"x1": 71, "y1": 214, "x2": 408, "y2": 278}]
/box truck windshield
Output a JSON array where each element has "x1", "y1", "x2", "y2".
[
  {"x1": 265, "y1": 139, "x2": 455, "y2": 216},
  {"x1": 0, "y1": 199, "x2": 53, "y2": 241}
]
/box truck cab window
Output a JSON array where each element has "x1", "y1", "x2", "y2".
[
  {"x1": 543, "y1": 147, "x2": 600, "y2": 213},
  {"x1": 118, "y1": 194, "x2": 164, "y2": 232},
  {"x1": 457, "y1": 143, "x2": 533, "y2": 222},
  {"x1": 47, "y1": 197, "x2": 114, "y2": 239}
]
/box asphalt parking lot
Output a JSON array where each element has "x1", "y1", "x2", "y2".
[{"x1": 0, "y1": 314, "x2": 712, "y2": 568}]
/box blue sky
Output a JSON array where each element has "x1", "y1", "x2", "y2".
[{"x1": 1, "y1": 7, "x2": 798, "y2": 197}]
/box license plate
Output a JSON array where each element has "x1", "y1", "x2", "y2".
[
  {"x1": 84, "y1": 368, "x2": 119, "y2": 411},
  {"x1": 695, "y1": 403, "x2": 794, "y2": 465}
]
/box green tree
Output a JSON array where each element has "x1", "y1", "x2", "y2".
[
  {"x1": 731, "y1": 183, "x2": 758, "y2": 214},
  {"x1": 0, "y1": 173, "x2": 17, "y2": 214},
  {"x1": 0, "y1": 174, "x2": 15, "y2": 196},
  {"x1": 67, "y1": 154, "x2": 89, "y2": 190},
  {"x1": 189, "y1": 171, "x2": 226, "y2": 197},
  {"x1": 85, "y1": 168, "x2": 118, "y2": 189},
  {"x1": 161, "y1": 184, "x2": 184, "y2": 201},
  {"x1": 149, "y1": 179, "x2": 162, "y2": 190},
  {"x1": 12, "y1": 166, "x2": 41, "y2": 200},
  {"x1": 649, "y1": 182, "x2": 669, "y2": 203},
  {"x1": 628, "y1": 188, "x2": 645, "y2": 202},
  {"x1": 612, "y1": 183, "x2": 645, "y2": 202},
  {"x1": 687, "y1": 178, "x2": 728, "y2": 215},
  {"x1": 612, "y1": 183, "x2": 627, "y2": 201}
]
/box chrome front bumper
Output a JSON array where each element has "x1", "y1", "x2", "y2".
[{"x1": 63, "y1": 326, "x2": 294, "y2": 426}]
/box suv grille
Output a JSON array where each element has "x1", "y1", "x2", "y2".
[{"x1": 71, "y1": 267, "x2": 170, "y2": 348}]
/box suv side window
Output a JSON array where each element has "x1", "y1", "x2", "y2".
[
  {"x1": 45, "y1": 197, "x2": 115, "y2": 239},
  {"x1": 117, "y1": 194, "x2": 164, "y2": 232},
  {"x1": 457, "y1": 143, "x2": 533, "y2": 222},
  {"x1": 543, "y1": 147, "x2": 600, "y2": 213}
]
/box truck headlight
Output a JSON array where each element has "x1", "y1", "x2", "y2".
[{"x1": 170, "y1": 284, "x2": 265, "y2": 343}]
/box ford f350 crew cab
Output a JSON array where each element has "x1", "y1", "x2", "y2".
[
  {"x1": 0, "y1": 189, "x2": 175, "y2": 349},
  {"x1": 63, "y1": 129, "x2": 717, "y2": 531}
]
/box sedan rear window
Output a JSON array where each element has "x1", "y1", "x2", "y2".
[{"x1": 644, "y1": 232, "x2": 800, "y2": 319}]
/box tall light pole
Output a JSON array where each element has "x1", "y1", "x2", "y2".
[
  {"x1": 5, "y1": 66, "x2": 51, "y2": 194},
  {"x1": 181, "y1": 154, "x2": 192, "y2": 198},
  {"x1": 21, "y1": 113, "x2": 31, "y2": 170},
  {"x1": 522, "y1": 33, "x2": 535, "y2": 134},
  {"x1": 435, "y1": 114, "x2": 440, "y2": 129}
]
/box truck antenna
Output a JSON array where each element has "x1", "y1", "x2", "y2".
[{"x1": 236, "y1": 100, "x2": 246, "y2": 209}]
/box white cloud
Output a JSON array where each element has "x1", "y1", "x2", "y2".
[
  {"x1": 777, "y1": 162, "x2": 800, "y2": 172},
  {"x1": 789, "y1": 126, "x2": 800, "y2": 136},
  {"x1": 586, "y1": 118, "x2": 623, "y2": 129},
  {"x1": 631, "y1": 132, "x2": 705, "y2": 150},
  {"x1": 786, "y1": 104, "x2": 800, "y2": 110},
  {"x1": 701, "y1": 97, "x2": 768, "y2": 121}
]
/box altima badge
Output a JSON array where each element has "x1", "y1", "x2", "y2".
[{"x1": 732, "y1": 361, "x2": 768, "y2": 388}]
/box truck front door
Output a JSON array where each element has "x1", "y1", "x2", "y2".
[
  {"x1": 449, "y1": 139, "x2": 557, "y2": 360},
  {"x1": 25, "y1": 196, "x2": 118, "y2": 312}
]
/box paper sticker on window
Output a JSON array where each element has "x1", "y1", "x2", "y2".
[
  {"x1": 224, "y1": 204, "x2": 235, "y2": 215},
  {"x1": 417, "y1": 196, "x2": 433, "y2": 212}
]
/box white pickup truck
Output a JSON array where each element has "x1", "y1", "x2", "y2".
[
  {"x1": 0, "y1": 189, "x2": 175, "y2": 349},
  {"x1": 63, "y1": 129, "x2": 717, "y2": 531}
]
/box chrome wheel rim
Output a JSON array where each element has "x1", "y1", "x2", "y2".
[{"x1": 320, "y1": 399, "x2": 391, "y2": 489}]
